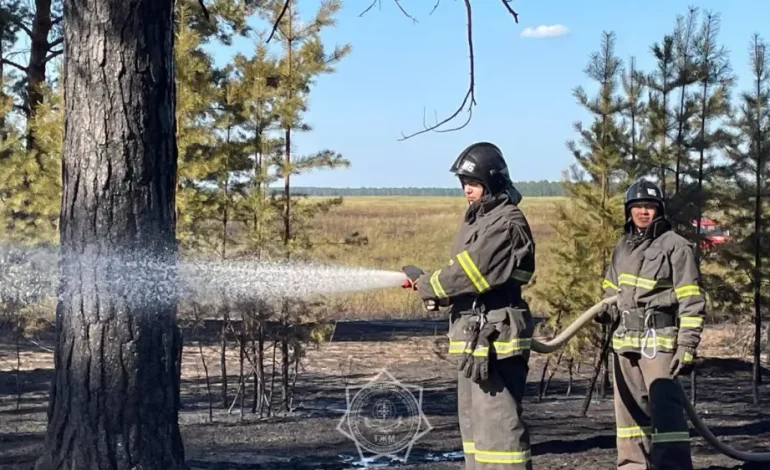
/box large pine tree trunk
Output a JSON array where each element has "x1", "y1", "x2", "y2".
[{"x1": 35, "y1": 1, "x2": 185, "y2": 469}]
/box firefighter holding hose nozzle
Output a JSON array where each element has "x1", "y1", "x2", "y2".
[
  {"x1": 598, "y1": 178, "x2": 705, "y2": 470},
  {"x1": 402, "y1": 142, "x2": 537, "y2": 470}
]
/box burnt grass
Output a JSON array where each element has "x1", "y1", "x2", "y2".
[{"x1": 1, "y1": 320, "x2": 769, "y2": 470}]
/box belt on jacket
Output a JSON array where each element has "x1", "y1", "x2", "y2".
[
  {"x1": 620, "y1": 309, "x2": 676, "y2": 330},
  {"x1": 453, "y1": 288, "x2": 522, "y2": 315}
]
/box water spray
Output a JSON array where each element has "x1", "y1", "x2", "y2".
[{"x1": 0, "y1": 243, "x2": 409, "y2": 310}]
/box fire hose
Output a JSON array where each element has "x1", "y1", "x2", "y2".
[{"x1": 529, "y1": 294, "x2": 770, "y2": 463}]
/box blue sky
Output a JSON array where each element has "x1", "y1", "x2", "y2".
[{"x1": 207, "y1": 0, "x2": 770, "y2": 188}]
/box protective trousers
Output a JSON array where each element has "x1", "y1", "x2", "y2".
[
  {"x1": 458, "y1": 356, "x2": 532, "y2": 469},
  {"x1": 612, "y1": 351, "x2": 693, "y2": 470}
]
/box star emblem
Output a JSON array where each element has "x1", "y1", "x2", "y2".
[{"x1": 337, "y1": 368, "x2": 433, "y2": 463}]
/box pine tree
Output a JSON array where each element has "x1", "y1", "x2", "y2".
[
  {"x1": 686, "y1": 10, "x2": 734, "y2": 254},
  {"x1": 210, "y1": 70, "x2": 252, "y2": 262},
  {"x1": 670, "y1": 7, "x2": 700, "y2": 197},
  {"x1": 262, "y1": 0, "x2": 352, "y2": 412},
  {"x1": 35, "y1": 0, "x2": 185, "y2": 467},
  {"x1": 231, "y1": 36, "x2": 283, "y2": 261},
  {"x1": 555, "y1": 31, "x2": 628, "y2": 409},
  {"x1": 643, "y1": 35, "x2": 676, "y2": 195},
  {"x1": 0, "y1": 0, "x2": 63, "y2": 152},
  {"x1": 173, "y1": 0, "x2": 260, "y2": 255},
  {"x1": 0, "y1": 57, "x2": 23, "y2": 240},
  {"x1": 566, "y1": 31, "x2": 627, "y2": 274},
  {"x1": 228, "y1": 35, "x2": 284, "y2": 417},
  {"x1": 0, "y1": 80, "x2": 61, "y2": 247},
  {"x1": 717, "y1": 33, "x2": 770, "y2": 403},
  {"x1": 174, "y1": 2, "x2": 227, "y2": 255},
  {"x1": 619, "y1": 56, "x2": 649, "y2": 181},
  {"x1": 264, "y1": 0, "x2": 351, "y2": 258}
]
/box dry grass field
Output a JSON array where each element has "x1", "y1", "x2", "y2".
[{"x1": 305, "y1": 195, "x2": 566, "y2": 319}]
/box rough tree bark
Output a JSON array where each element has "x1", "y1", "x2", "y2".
[{"x1": 35, "y1": 0, "x2": 185, "y2": 469}]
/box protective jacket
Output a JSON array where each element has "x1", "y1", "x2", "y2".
[
  {"x1": 602, "y1": 217, "x2": 706, "y2": 356},
  {"x1": 416, "y1": 191, "x2": 536, "y2": 362}
]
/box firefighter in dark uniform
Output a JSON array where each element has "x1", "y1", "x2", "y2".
[
  {"x1": 402, "y1": 142, "x2": 537, "y2": 469},
  {"x1": 597, "y1": 178, "x2": 705, "y2": 469}
]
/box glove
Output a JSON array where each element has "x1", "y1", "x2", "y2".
[
  {"x1": 669, "y1": 346, "x2": 696, "y2": 378},
  {"x1": 468, "y1": 322, "x2": 496, "y2": 383},
  {"x1": 594, "y1": 302, "x2": 619, "y2": 325},
  {"x1": 458, "y1": 321, "x2": 480, "y2": 374},
  {"x1": 401, "y1": 265, "x2": 424, "y2": 290}
]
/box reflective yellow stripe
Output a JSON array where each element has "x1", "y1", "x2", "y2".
[
  {"x1": 603, "y1": 278, "x2": 619, "y2": 290},
  {"x1": 447, "y1": 338, "x2": 532, "y2": 355},
  {"x1": 456, "y1": 250, "x2": 491, "y2": 293},
  {"x1": 613, "y1": 335, "x2": 676, "y2": 349},
  {"x1": 651, "y1": 431, "x2": 690, "y2": 443},
  {"x1": 675, "y1": 284, "x2": 701, "y2": 299},
  {"x1": 683, "y1": 351, "x2": 694, "y2": 363},
  {"x1": 617, "y1": 425, "x2": 651, "y2": 438},
  {"x1": 429, "y1": 270, "x2": 448, "y2": 298},
  {"x1": 475, "y1": 449, "x2": 531, "y2": 464},
  {"x1": 618, "y1": 273, "x2": 672, "y2": 290},
  {"x1": 511, "y1": 268, "x2": 532, "y2": 283},
  {"x1": 679, "y1": 316, "x2": 703, "y2": 328},
  {"x1": 463, "y1": 441, "x2": 475, "y2": 454},
  {"x1": 494, "y1": 338, "x2": 532, "y2": 354}
]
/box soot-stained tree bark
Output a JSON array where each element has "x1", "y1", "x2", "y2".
[{"x1": 35, "y1": 1, "x2": 185, "y2": 469}]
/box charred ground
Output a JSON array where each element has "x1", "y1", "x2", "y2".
[{"x1": 1, "y1": 320, "x2": 768, "y2": 470}]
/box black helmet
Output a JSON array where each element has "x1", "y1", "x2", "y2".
[
  {"x1": 624, "y1": 178, "x2": 665, "y2": 219},
  {"x1": 450, "y1": 142, "x2": 515, "y2": 197}
]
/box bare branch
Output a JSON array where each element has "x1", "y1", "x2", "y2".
[
  {"x1": 394, "y1": 0, "x2": 418, "y2": 24},
  {"x1": 1, "y1": 58, "x2": 28, "y2": 73},
  {"x1": 48, "y1": 37, "x2": 63, "y2": 51},
  {"x1": 501, "y1": 0, "x2": 520, "y2": 23},
  {"x1": 359, "y1": 0, "x2": 416, "y2": 23},
  {"x1": 266, "y1": 0, "x2": 291, "y2": 43},
  {"x1": 398, "y1": 0, "x2": 476, "y2": 140},
  {"x1": 52, "y1": 16, "x2": 62, "y2": 26},
  {"x1": 197, "y1": 0, "x2": 211, "y2": 22},
  {"x1": 10, "y1": 16, "x2": 33, "y2": 38},
  {"x1": 22, "y1": 334, "x2": 54, "y2": 353},
  {"x1": 430, "y1": 0, "x2": 441, "y2": 15},
  {"x1": 45, "y1": 49, "x2": 63, "y2": 62},
  {"x1": 359, "y1": 0, "x2": 379, "y2": 17}
]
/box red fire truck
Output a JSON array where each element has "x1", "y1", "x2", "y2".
[{"x1": 692, "y1": 217, "x2": 731, "y2": 249}]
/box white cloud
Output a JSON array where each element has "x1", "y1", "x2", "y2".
[{"x1": 520, "y1": 24, "x2": 569, "y2": 38}]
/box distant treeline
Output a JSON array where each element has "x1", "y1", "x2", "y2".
[{"x1": 270, "y1": 180, "x2": 565, "y2": 197}]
